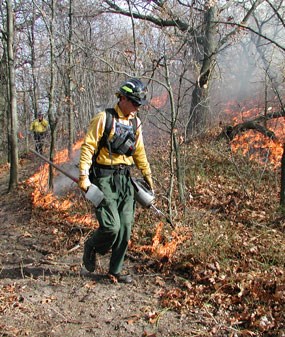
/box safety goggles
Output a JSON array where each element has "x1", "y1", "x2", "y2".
[{"x1": 129, "y1": 99, "x2": 141, "y2": 107}]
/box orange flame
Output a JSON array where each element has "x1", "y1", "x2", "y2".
[
  {"x1": 26, "y1": 140, "x2": 96, "y2": 228},
  {"x1": 225, "y1": 102, "x2": 285, "y2": 168},
  {"x1": 137, "y1": 222, "x2": 191, "y2": 260},
  {"x1": 231, "y1": 131, "x2": 284, "y2": 168},
  {"x1": 26, "y1": 141, "x2": 191, "y2": 256},
  {"x1": 150, "y1": 92, "x2": 168, "y2": 109}
]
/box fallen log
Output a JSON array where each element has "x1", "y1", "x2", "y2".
[{"x1": 218, "y1": 110, "x2": 285, "y2": 141}]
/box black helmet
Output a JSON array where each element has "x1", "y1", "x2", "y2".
[{"x1": 118, "y1": 78, "x2": 147, "y2": 106}]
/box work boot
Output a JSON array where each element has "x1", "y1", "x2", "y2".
[
  {"x1": 83, "y1": 241, "x2": 96, "y2": 272},
  {"x1": 109, "y1": 273, "x2": 133, "y2": 284}
]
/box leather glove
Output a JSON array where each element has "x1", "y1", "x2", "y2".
[
  {"x1": 78, "y1": 175, "x2": 91, "y2": 193},
  {"x1": 143, "y1": 174, "x2": 154, "y2": 192}
]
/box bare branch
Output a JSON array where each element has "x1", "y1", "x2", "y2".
[
  {"x1": 103, "y1": 0, "x2": 192, "y2": 33},
  {"x1": 216, "y1": 21, "x2": 285, "y2": 52},
  {"x1": 218, "y1": 0, "x2": 264, "y2": 48},
  {"x1": 265, "y1": 0, "x2": 285, "y2": 29}
]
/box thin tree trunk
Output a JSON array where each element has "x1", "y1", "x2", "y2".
[
  {"x1": 47, "y1": 0, "x2": 57, "y2": 190},
  {"x1": 280, "y1": 143, "x2": 285, "y2": 206},
  {"x1": 0, "y1": 47, "x2": 8, "y2": 160},
  {"x1": 7, "y1": 0, "x2": 18, "y2": 190},
  {"x1": 30, "y1": 4, "x2": 38, "y2": 117},
  {"x1": 164, "y1": 57, "x2": 185, "y2": 219},
  {"x1": 173, "y1": 134, "x2": 184, "y2": 203},
  {"x1": 68, "y1": 0, "x2": 74, "y2": 158}
]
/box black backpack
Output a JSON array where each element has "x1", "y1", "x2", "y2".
[{"x1": 89, "y1": 108, "x2": 138, "y2": 174}]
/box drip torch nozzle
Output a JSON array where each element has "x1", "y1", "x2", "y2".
[
  {"x1": 131, "y1": 177, "x2": 175, "y2": 229},
  {"x1": 150, "y1": 204, "x2": 175, "y2": 229}
]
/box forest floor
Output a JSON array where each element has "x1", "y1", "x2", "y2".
[
  {"x1": 0, "y1": 155, "x2": 206, "y2": 337},
  {"x1": 0, "y1": 136, "x2": 285, "y2": 337}
]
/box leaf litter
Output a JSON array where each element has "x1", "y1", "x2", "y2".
[{"x1": 0, "y1": 136, "x2": 284, "y2": 336}]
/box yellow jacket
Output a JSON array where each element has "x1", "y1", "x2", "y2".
[
  {"x1": 79, "y1": 104, "x2": 152, "y2": 179},
  {"x1": 30, "y1": 118, "x2": 48, "y2": 133}
]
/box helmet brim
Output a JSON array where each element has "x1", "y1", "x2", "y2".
[
  {"x1": 118, "y1": 90, "x2": 148, "y2": 106},
  {"x1": 138, "y1": 98, "x2": 148, "y2": 106}
]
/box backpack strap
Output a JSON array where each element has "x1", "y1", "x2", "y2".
[
  {"x1": 91, "y1": 108, "x2": 117, "y2": 168},
  {"x1": 90, "y1": 109, "x2": 137, "y2": 169},
  {"x1": 130, "y1": 116, "x2": 138, "y2": 135},
  {"x1": 100, "y1": 108, "x2": 117, "y2": 149}
]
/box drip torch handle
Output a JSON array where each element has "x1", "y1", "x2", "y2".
[
  {"x1": 29, "y1": 148, "x2": 105, "y2": 208},
  {"x1": 29, "y1": 148, "x2": 79, "y2": 183}
]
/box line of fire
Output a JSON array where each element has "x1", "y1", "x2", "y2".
[
  {"x1": 26, "y1": 138, "x2": 190, "y2": 261},
  {"x1": 25, "y1": 96, "x2": 285, "y2": 261}
]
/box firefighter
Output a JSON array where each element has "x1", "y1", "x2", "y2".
[
  {"x1": 30, "y1": 113, "x2": 49, "y2": 154},
  {"x1": 78, "y1": 78, "x2": 153, "y2": 283}
]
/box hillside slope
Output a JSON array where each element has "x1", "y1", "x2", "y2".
[{"x1": 0, "y1": 137, "x2": 284, "y2": 337}]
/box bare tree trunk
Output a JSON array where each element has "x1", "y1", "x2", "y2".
[
  {"x1": 167, "y1": 73, "x2": 175, "y2": 220},
  {"x1": 0, "y1": 47, "x2": 8, "y2": 161},
  {"x1": 280, "y1": 143, "x2": 285, "y2": 206},
  {"x1": 30, "y1": 3, "x2": 39, "y2": 117},
  {"x1": 173, "y1": 134, "x2": 184, "y2": 203},
  {"x1": 47, "y1": 0, "x2": 57, "y2": 190},
  {"x1": 68, "y1": 0, "x2": 74, "y2": 158},
  {"x1": 23, "y1": 91, "x2": 30, "y2": 152},
  {"x1": 165, "y1": 57, "x2": 185, "y2": 219},
  {"x1": 187, "y1": 5, "x2": 218, "y2": 138},
  {"x1": 7, "y1": 0, "x2": 18, "y2": 191}
]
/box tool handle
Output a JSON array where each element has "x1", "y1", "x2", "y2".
[
  {"x1": 30, "y1": 148, "x2": 106, "y2": 207},
  {"x1": 30, "y1": 148, "x2": 79, "y2": 183}
]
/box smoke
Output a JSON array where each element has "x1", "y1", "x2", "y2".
[
  {"x1": 53, "y1": 150, "x2": 80, "y2": 196},
  {"x1": 210, "y1": 31, "x2": 285, "y2": 128}
]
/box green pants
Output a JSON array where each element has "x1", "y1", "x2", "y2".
[{"x1": 86, "y1": 172, "x2": 135, "y2": 274}]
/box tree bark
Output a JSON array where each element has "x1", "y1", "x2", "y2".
[
  {"x1": 280, "y1": 143, "x2": 285, "y2": 206},
  {"x1": 0, "y1": 47, "x2": 8, "y2": 160},
  {"x1": 67, "y1": 0, "x2": 74, "y2": 159},
  {"x1": 47, "y1": 0, "x2": 57, "y2": 190},
  {"x1": 187, "y1": 5, "x2": 218, "y2": 137},
  {"x1": 7, "y1": 0, "x2": 19, "y2": 191},
  {"x1": 29, "y1": 3, "x2": 39, "y2": 117}
]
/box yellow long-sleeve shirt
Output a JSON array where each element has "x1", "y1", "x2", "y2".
[
  {"x1": 79, "y1": 104, "x2": 152, "y2": 179},
  {"x1": 30, "y1": 118, "x2": 48, "y2": 133}
]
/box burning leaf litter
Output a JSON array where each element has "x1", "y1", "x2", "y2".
[{"x1": 4, "y1": 123, "x2": 284, "y2": 336}]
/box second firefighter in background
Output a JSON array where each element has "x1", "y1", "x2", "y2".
[{"x1": 30, "y1": 113, "x2": 48, "y2": 154}]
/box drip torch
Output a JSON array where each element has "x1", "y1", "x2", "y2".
[{"x1": 131, "y1": 178, "x2": 175, "y2": 228}]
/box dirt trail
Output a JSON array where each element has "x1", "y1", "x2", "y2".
[{"x1": 0, "y1": 160, "x2": 203, "y2": 337}]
